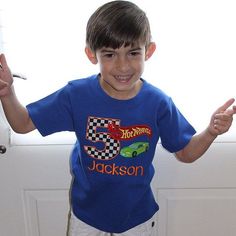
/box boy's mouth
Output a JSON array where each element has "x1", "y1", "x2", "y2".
[{"x1": 114, "y1": 75, "x2": 132, "y2": 83}]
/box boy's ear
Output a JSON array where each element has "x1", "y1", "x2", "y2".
[
  {"x1": 145, "y1": 42, "x2": 156, "y2": 61},
  {"x1": 85, "y1": 46, "x2": 98, "y2": 64}
]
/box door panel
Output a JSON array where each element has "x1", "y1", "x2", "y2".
[
  {"x1": 153, "y1": 143, "x2": 236, "y2": 236},
  {"x1": 157, "y1": 189, "x2": 236, "y2": 236},
  {"x1": 24, "y1": 189, "x2": 69, "y2": 236},
  {"x1": 0, "y1": 139, "x2": 72, "y2": 236}
]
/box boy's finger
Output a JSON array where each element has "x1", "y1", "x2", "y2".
[
  {"x1": 225, "y1": 105, "x2": 236, "y2": 116},
  {"x1": 0, "y1": 54, "x2": 8, "y2": 69},
  {"x1": 0, "y1": 79, "x2": 8, "y2": 88},
  {"x1": 215, "y1": 98, "x2": 235, "y2": 113}
]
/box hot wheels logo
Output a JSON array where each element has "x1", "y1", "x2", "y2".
[{"x1": 108, "y1": 121, "x2": 152, "y2": 140}]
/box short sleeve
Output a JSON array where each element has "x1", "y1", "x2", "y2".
[
  {"x1": 158, "y1": 97, "x2": 196, "y2": 153},
  {"x1": 26, "y1": 84, "x2": 74, "y2": 136}
]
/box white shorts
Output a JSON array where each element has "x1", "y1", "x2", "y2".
[{"x1": 68, "y1": 212, "x2": 157, "y2": 236}]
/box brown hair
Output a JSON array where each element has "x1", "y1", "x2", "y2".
[{"x1": 86, "y1": 1, "x2": 152, "y2": 52}]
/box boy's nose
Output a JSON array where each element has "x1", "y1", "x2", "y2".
[{"x1": 116, "y1": 57, "x2": 130, "y2": 72}]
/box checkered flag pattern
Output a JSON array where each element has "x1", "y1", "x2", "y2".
[{"x1": 84, "y1": 117, "x2": 120, "y2": 160}]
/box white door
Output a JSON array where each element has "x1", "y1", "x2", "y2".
[
  {"x1": 2, "y1": 104, "x2": 236, "y2": 236},
  {"x1": 0, "y1": 105, "x2": 73, "y2": 236},
  {"x1": 153, "y1": 143, "x2": 236, "y2": 236}
]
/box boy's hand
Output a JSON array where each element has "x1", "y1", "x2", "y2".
[
  {"x1": 0, "y1": 54, "x2": 14, "y2": 97},
  {"x1": 208, "y1": 98, "x2": 236, "y2": 137}
]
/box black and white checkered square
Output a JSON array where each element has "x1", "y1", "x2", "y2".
[{"x1": 85, "y1": 117, "x2": 120, "y2": 160}]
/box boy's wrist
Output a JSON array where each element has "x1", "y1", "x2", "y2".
[
  {"x1": 206, "y1": 126, "x2": 218, "y2": 140},
  {"x1": 0, "y1": 84, "x2": 15, "y2": 100}
]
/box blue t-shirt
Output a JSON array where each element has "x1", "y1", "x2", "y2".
[{"x1": 26, "y1": 74, "x2": 196, "y2": 233}]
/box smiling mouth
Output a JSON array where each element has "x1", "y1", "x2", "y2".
[{"x1": 114, "y1": 75, "x2": 132, "y2": 83}]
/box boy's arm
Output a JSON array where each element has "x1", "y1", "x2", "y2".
[
  {"x1": 0, "y1": 54, "x2": 35, "y2": 133},
  {"x1": 175, "y1": 98, "x2": 236, "y2": 163}
]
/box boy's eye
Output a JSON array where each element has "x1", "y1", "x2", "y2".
[
  {"x1": 103, "y1": 53, "x2": 114, "y2": 58},
  {"x1": 129, "y1": 51, "x2": 141, "y2": 56}
]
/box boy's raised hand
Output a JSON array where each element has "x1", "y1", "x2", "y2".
[
  {"x1": 208, "y1": 98, "x2": 236, "y2": 137},
  {"x1": 0, "y1": 54, "x2": 13, "y2": 97}
]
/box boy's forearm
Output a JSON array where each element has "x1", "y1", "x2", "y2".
[
  {"x1": 175, "y1": 129, "x2": 217, "y2": 163},
  {"x1": 175, "y1": 99, "x2": 236, "y2": 163},
  {"x1": 0, "y1": 86, "x2": 35, "y2": 133}
]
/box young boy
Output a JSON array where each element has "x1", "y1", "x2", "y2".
[{"x1": 0, "y1": 1, "x2": 236, "y2": 235}]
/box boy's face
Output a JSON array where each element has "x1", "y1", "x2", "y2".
[{"x1": 85, "y1": 42, "x2": 156, "y2": 100}]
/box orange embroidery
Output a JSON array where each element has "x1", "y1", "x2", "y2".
[{"x1": 88, "y1": 160, "x2": 144, "y2": 176}]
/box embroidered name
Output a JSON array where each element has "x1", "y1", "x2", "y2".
[{"x1": 88, "y1": 160, "x2": 144, "y2": 176}]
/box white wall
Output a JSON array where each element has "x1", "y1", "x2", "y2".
[{"x1": 1, "y1": 0, "x2": 236, "y2": 145}]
